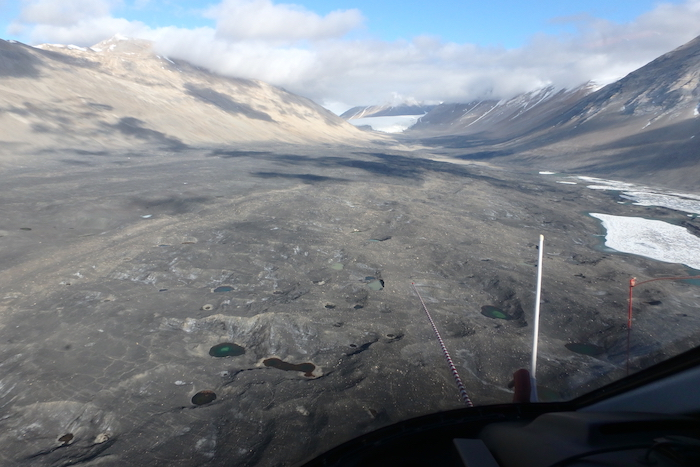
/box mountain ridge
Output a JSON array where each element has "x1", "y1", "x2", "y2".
[
  {"x1": 341, "y1": 103, "x2": 436, "y2": 120},
  {"x1": 0, "y1": 36, "x2": 378, "y2": 158},
  {"x1": 2, "y1": 33, "x2": 700, "y2": 188},
  {"x1": 402, "y1": 34, "x2": 700, "y2": 189}
]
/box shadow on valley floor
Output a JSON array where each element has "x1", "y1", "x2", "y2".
[
  {"x1": 210, "y1": 148, "x2": 512, "y2": 186},
  {"x1": 251, "y1": 172, "x2": 350, "y2": 184},
  {"x1": 453, "y1": 150, "x2": 515, "y2": 160},
  {"x1": 405, "y1": 116, "x2": 700, "y2": 187},
  {"x1": 73, "y1": 149, "x2": 111, "y2": 156},
  {"x1": 128, "y1": 195, "x2": 213, "y2": 215},
  {"x1": 405, "y1": 131, "x2": 503, "y2": 150},
  {"x1": 574, "y1": 142, "x2": 700, "y2": 182},
  {"x1": 209, "y1": 149, "x2": 278, "y2": 159},
  {"x1": 108, "y1": 117, "x2": 189, "y2": 151},
  {"x1": 59, "y1": 159, "x2": 94, "y2": 167}
]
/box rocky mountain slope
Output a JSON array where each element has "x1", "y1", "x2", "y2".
[
  {"x1": 406, "y1": 35, "x2": 700, "y2": 189},
  {"x1": 409, "y1": 84, "x2": 598, "y2": 139},
  {"x1": 341, "y1": 103, "x2": 436, "y2": 120},
  {"x1": 0, "y1": 36, "x2": 376, "y2": 157}
]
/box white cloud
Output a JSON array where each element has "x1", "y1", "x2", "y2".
[
  {"x1": 154, "y1": 26, "x2": 317, "y2": 82},
  {"x1": 18, "y1": 0, "x2": 119, "y2": 26},
  {"x1": 7, "y1": 0, "x2": 700, "y2": 110},
  {"x1": 23, "y1": 17, "x2": 156, "y2": 46},
  {"x1": 205, "y1": 0, "x2": 364, "y2": 42},
  {"x1": 8, "y1": 0, "x2": 158, "y2": 45}
]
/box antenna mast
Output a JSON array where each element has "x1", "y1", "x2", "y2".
[{"x1": 530, "y1": 234, "x2": 544, "y2": 402}]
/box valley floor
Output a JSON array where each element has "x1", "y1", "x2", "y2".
[{"x1": 1, "y1": 144, "x2": 699, "y2": 466}]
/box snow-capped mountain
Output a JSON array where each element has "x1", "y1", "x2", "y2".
[
  {"x1": 340, "y1": 103, "x2": 436, "y2": 120},
  {"x1": 408, "y1": 84, "x2": 598, "y2": 139},
  {"x1": 402, "y1": 34, "x2": 700, "y2": 189}
]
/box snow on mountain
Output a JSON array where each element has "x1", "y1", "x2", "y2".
[
  {"x1": 409, "y1": 83, "x2": 598, "y2": 138},
  {"x1": 340, "y1": 103, "x2": 435, "y2": 120},
  {"x1": 407, "y1": 34, "x2": 700, "y2": 189}
]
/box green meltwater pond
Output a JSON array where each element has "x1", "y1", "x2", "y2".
[
  {"x1": 480, "y1": 305, "x2": 512, "y2": 320},
  {"x1": 363, "y1": 276, "x2": 384, "y2": 291},
  {"x1": 565, "y1": 343, "x2": 605, "y2": 356},
  {"x1": 209, "y1": 343, "x2": 245, "y2": 357}
]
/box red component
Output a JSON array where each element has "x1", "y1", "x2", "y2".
[{"x1": 512, "y1": 369, "x2": 531, "y2": 403}]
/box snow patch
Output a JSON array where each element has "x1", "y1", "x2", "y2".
[
  {"x1": 578, "y1": 176, "x2": 700, "y2": 215},
  {"x1": 620, "y1": 192, "x2": 700, "y2": 215},
  {"x1": 578, "y1": 176, "x2": 636, "y2": 191},
  {"x1": 590, "y1": 213, "x2": 700, "y2": 269},
  {"x1": 348, "y1": 115, "x2": 423, "y2": 133},
  {"x1": 466, "y1": 101, "x2": 500, "y2": 126}
]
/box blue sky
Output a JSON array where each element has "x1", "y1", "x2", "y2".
[
  {"x1": 2, "y1": 1, "x2": 685, "y2": 46},
  {"x1": 2, "y1": 0, "x2": 700, "y2": 111},
  {"x1": 280, "y1": 1, "x2": 676, "y2": 46}
]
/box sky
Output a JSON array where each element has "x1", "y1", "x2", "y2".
[{"x1": 2, "y1": 0, "x2": 700, "y2": 113}]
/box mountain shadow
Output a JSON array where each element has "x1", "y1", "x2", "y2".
[
  {"x1": 184, "y1": 83, "x2": 274, "y2": 122},
  {"x1": 108, "y1": 117, "x2": 187, "y2": 150}
]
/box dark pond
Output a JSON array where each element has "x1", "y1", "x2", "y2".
[
  {"x1": 263, "y1": 357, "x2": 316, "y2": 377},
  {"x1": 192, "y1": 390, "x2": 217, "y2": 405},
  {"x1": 565, "y1": 343, "x2": 605, "y2": 356}
]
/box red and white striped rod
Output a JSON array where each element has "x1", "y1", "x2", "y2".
[{"x1": 412, "y1": 282, "x2": 473, "y2": 407}]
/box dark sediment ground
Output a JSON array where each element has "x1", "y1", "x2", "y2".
[{"x1": 1, "y1": 145, "x2": 699, "y2": 466}]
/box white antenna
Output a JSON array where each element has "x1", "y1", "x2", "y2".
[{"x1": 530, "y1": 234, "x2": 544, "y2": 402}]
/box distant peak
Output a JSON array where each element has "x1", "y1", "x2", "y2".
[
  {"x1": 90, "y1": 35, "x2": 153, "y2": 53},
  {"x1": 93, "y1": 34, "x2": 135, "y2": 45}
]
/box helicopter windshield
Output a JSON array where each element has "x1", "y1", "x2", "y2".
[{"x1": 1, "y1": 2, "x2": 700, "y2": 466}]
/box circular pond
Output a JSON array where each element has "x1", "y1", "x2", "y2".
[
  {"x1": 192, "y1": 390, "x2": 217, "y2": 405},
  {"x1": 209, "y1": 343, "x2": 245, "y2": 357}
]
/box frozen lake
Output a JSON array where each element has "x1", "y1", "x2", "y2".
[
  {"x1": 347, "y1": 114, "x2": 424, "y2": 133},
  {"x1": 590, "y1": 213, "x2": 700, "y2": 269}
]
